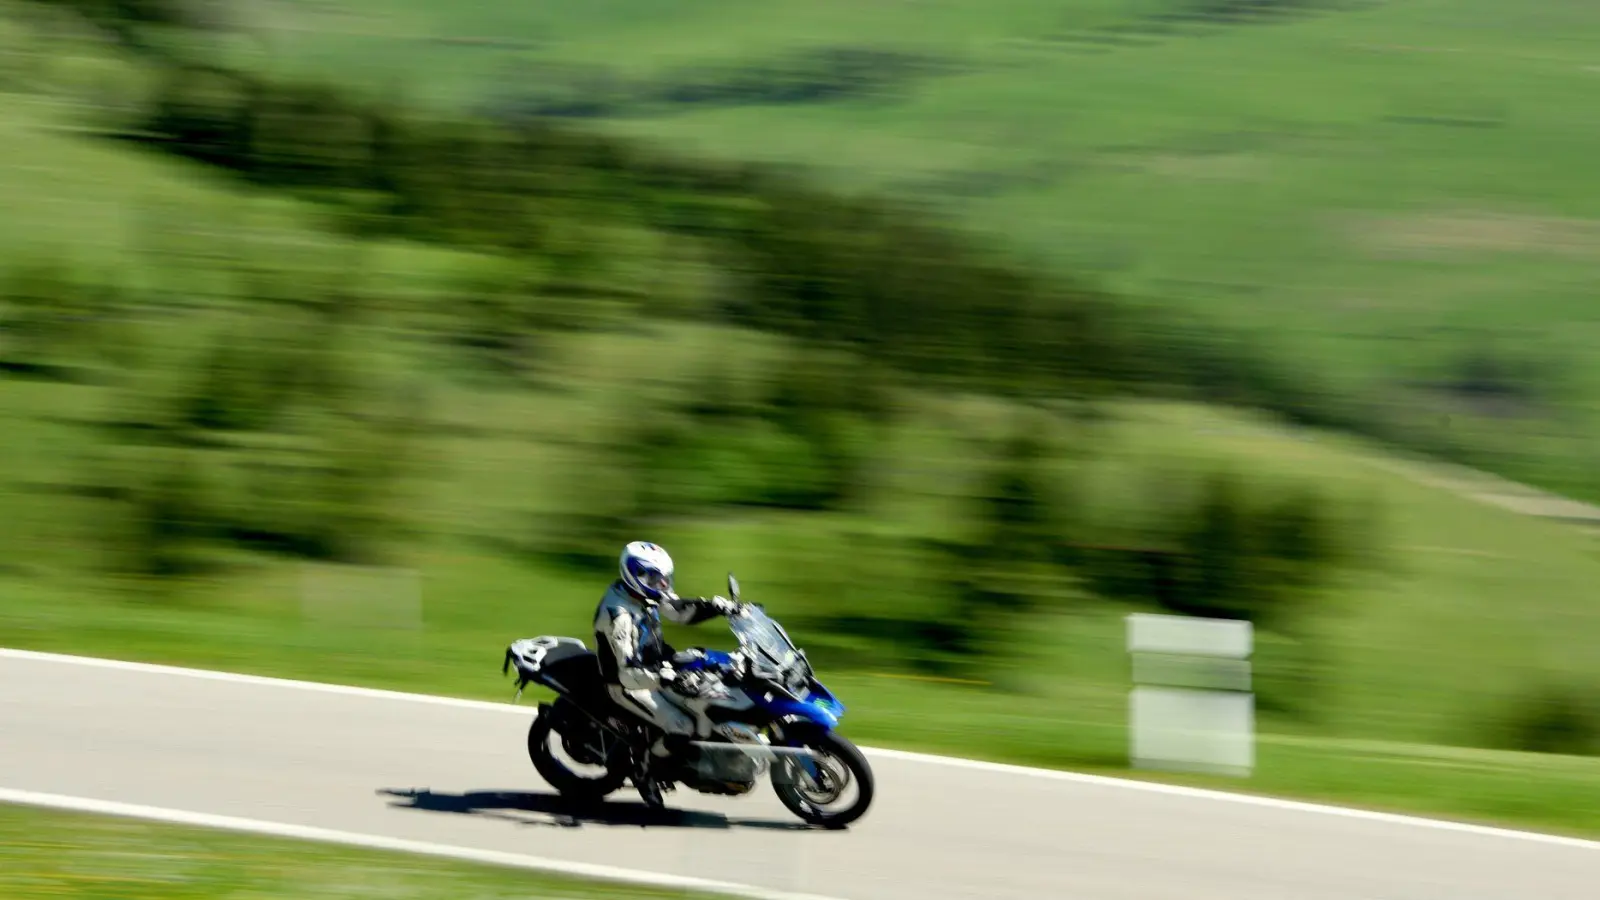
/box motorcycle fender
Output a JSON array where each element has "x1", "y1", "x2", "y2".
[{"x1": 765, "y1": 697, "x2": 839, "y2": 730}]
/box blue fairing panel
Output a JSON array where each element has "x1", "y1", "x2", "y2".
[
  {"x1": 763, "y1": 696, "x2": 838, "y2": 729},
  {"x1": 807, "y1": 680, "x2": 845, "y2": 716},
  {"x1": 757, "y1": 681, "x2": 844, "y2": 729},
  {"x1": 679, "y1": 650, "x2": 846, "y2": 729}
]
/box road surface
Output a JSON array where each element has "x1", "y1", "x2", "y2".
[{"x1": 2, "y1": 649, "x2": 1596, "y2": 899}]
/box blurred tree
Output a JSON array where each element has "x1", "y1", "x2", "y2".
[
  {"x1": 179, "y1": 326, "x2": 274, "y2": 433},
  {"x1": 1490, "y1": 680, "x2": 1600, "y2": 756},
  {"x1": 108, "y1": 446, "x2": 217, "y2": 578},
  {"x1": 142, "y1": 62, "x2": 250, "y2": 168},
  {"x1": 246, "y1": 80, "x2": 371, "y2": 189},
  {"x1": 1075, "y1": 468, "x2": 1374, "y2": 631},
  {"x1": 934, "y1": 409, "x2": 1086, "y2": 664},
  {"x1": 0, "y1": 257, "x2": 112, "y2": 379},
  {"x1": 33, "y1": 0, "x2": 227, "y2": 53},
  {"x1": 440, "y1": 257, "x2": 551, "y2": 382}
]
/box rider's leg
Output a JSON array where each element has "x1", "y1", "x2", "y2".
[
  {"x1": 677, "y1": 686, "x2": 754, "y2": 737},
  {"x1": 607, "y1": 685, "x2": 694, "y2": 757}
]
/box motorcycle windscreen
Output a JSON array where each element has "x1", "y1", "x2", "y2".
[{"x1": 730, "y1": 610, "x2": 801, "y2": 676}]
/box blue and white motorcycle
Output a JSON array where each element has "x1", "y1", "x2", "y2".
[{"x1": 501, "y1": 573, "x2": 875, "y2": 828}]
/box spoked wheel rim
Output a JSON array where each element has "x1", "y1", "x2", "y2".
[{"x1": 778, "y1": 747, "x2": 861, "y2": 816}]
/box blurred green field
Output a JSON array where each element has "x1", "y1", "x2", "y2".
[
  {"x1": 3, "y1": 0, "x2": 1600, "y2": 839},
  {"x1": 6, "y1": 362, "x2": 1599, "y2": 744},
  {"x1": 244, "y1": 0, "x2": 1600, "y2": 501},
  {"x1": 6, "y1": 344, "x2": 1600, "y2": 835},
  {"x1": 0, "y1": 802, "x2": 729, "y2": 899}
]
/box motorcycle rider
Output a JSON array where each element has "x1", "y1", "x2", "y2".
[{"x1": 594, "y1": 540, "x2": 742, "y2": 803}]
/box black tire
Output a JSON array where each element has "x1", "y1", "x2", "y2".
[
  {"x1": 527, "y1": 704, "x2": 629, "y2": 800},
  {"x1": 772, "y1": 730, "x2": 875, "y2": 829}
]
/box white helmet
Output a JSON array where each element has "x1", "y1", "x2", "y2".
[{"x1": 620, "y1": 540, "x2": 675, "y2": 603}]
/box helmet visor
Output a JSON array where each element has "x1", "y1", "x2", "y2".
[{"x1": 636, "y1": 568, "x2": 672, "y2": 595}]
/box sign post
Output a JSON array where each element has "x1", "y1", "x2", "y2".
[{"x1": 1126, "y1": 613, "x2": 1254, "y2": 777}]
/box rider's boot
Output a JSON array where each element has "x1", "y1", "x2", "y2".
[
  {"x1": 633, "y1": 734, "x2": 669, "y2": 809},
  {"x1": 635, "y1": 732, "x2": 695, "y2": 808},
  {"x1": 634, "y1": 763, "x2": 665, "y2": 809},
  {"x1": 629, "y1": 740, "x2": 658, "y2": 803}
]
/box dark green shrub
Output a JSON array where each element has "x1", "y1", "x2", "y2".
[
  {"x1": 441, "y1": 259, "x2": 549, "y2": 380},
  {"x1": 1076, "y1": 470, "x2": 1368, "y2": 631},
  {"x1": 103, "y1": 446, "x2": 219, "y2": 577},
  {"x1": 141, "y1": 62, "x2": 250, "y2": 168},
  {"x1": 1484, "y1": 681, "x2": 1600, "y2": 756},
  {"x1": 0, "y1": 257, "x2": 113, "y2": 378},
  {"x1": 245, "y1": 80, "x2": 372, "y2": 189}
]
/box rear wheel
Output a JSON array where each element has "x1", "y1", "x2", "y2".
[
  {"x1": 772, "y1": 730, "x2": 875, "y2": 829},
  {"x1": 527, "y1": 703, "x2": 629, "y2": 800}
]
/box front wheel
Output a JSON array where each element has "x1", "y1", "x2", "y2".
[
  {"x1": 771, "y1": 730, "x2": 875, "y2": 829},
  {"x1": 527, "y1": 703, "x2": 629, "y2": 801}
]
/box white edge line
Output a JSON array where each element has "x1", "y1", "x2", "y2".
[
  {"x1": 3, "y1": 646, "x2": 1598, "y2": 853},
  {"x1": 0, "y1": 787, "x2": 847, "y2": 900}
]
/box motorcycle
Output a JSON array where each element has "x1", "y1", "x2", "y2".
[{"x1": 500, "y1": 573, "x2": 875, "y2": 828}]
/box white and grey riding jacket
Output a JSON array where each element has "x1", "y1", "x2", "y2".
[{"x1": 591, "y1": 580, "x2": 729, "y2": 692}]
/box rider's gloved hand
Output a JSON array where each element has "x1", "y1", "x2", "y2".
[
  {"x1": 657, "y1": 662, "x2": 700, "y2": 694},
  {"x1": 710, "y1": 595, "x2": 740, "y2": 616},
  {"x1": 673, "y1": 668, "x2": 715, "y2": 698}
]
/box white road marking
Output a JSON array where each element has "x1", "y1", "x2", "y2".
[
  {"x1": 0, "y1": 647, "x2": 522, "y2": 713},
  {"x1": 3, "y1": 646, "x2": 1598, "y2": 852},
  {"x1": 0, "y1": 787, "x2": 848, "y2": 900},
  {"x1": 860, "y1": 747, "x2": 1600, "y2": 850}
]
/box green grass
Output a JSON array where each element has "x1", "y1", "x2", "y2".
[
  {"x1": 0, "y1": 802, "x2": 730, "y2": 900},
  {"x1": 237, "y1": 0, "x2": 1600, "y2": 501}
]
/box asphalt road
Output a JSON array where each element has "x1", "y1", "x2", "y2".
[{"x1": 2, "y1": 650, "x2": 1596, "y2": 900}]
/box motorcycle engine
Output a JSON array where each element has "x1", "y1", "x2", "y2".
[{"x1": 682, "y1": 724, "x2": 768, "y2": 795}]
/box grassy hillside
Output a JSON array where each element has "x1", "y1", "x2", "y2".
[
  {"x1": 2, "y1": 1, "x2": 1599, "y2": 836},
  {"x1": 246, "y1": 0, "x2": 1600, "y2": 502}
]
